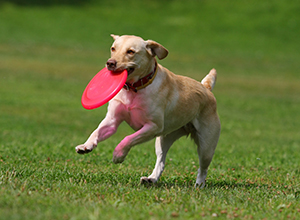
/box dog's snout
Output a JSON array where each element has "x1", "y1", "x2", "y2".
[{"x1": 106, "y1": 59, "x2": 117, "y2": 70}]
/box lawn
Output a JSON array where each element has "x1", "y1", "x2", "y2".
[{"x1": 0, "y1": 0, "x2": 299, "y2": 219}]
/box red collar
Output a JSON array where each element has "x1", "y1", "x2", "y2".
[{"x1": 123, "y1": 62, "x2": 158, "y2": 93}]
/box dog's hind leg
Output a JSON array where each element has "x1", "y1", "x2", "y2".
[
  {"x1": 140, "y1": 127, "x2": 188, "y2": 184},
  {"x1": 192, "y1": 114, "x2": 220, "y2": 188}
]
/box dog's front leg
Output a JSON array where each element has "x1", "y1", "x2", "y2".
[
  {"x1": 75, "y1": 101, "x2": 125, "y2": 154},
  {"x1": 112, "y1": 122, "x2": 160, "y2": 163},
  {"x1": 75, "y1": 117, "x2": 121, "y2": 154}
]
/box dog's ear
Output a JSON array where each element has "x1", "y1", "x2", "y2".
[
  {"x1": 146, "y1": 40, "x2": 168, "y2": 60},
  {"x1": 111, "y1": 34, "x2": 120, "y2": 41}
]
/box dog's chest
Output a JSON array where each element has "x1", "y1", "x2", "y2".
[
  {"x1": 125, "y1": 104, "x2": 152, "y2": 131},
  {"x1": 117, "y1": 90, "x2": 153, "y2": 130}
]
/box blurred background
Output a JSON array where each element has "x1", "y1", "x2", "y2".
[{"x1": 0, "y1": 0, "x2": 299, "y2": 160}]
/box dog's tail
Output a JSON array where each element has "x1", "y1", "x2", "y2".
[{"x1": 201, "y1": 68, "x2": 217, "y2": 91}]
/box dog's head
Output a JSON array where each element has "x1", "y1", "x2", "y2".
[{"x1": 106, "y1": 35, "x2": 168, "y2": 83}]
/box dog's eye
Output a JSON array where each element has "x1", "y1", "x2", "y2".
[
  {"x1": 127, "y1": 49, "x2": 135, "y2": 55},
  {"x1": 111, "y1": 47, "x2": 116, "y2": 52}
]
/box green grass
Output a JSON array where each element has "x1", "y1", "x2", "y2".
[{"x1": 1, "y1": 0, "x2": 300, "y2": 219}]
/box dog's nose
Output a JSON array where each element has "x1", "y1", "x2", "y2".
[{"x1": 106, "y1": 59, "x2": 117, "y2": 70}]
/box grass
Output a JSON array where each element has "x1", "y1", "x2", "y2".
[{"x1": 1, "y1": 0, "x2": 300, "y2": 219}]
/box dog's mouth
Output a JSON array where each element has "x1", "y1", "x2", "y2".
[
  {"x1": 106, "y1": 59, "x2": 135, "y2": 75},
  {"x1": 127, "y1": 67, "x2": 135, "y2": 75}
]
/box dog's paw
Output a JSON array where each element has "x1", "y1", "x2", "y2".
[
  {"x1": 112, "y1": 147, "x2": 129, "y2": 164},
  {"x1": 194, "y1": 180, "x2": 206, "y2": 189},
  {"x1": 75, "y1": 144, "x2": 95, "y2": 154},
  {"x1": 140, "y1": 177, "x2": 155, "y2": 184},
  {"x1": 112, "y1": 156, "x2": 125, "y2": 164},
  {"x1": 112, "y1": 150, "x2": 124, "y2": 163}
]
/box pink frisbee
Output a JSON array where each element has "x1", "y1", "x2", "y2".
[{"x1": 81, "y1": 68, "x2": 128, "y2": 110}]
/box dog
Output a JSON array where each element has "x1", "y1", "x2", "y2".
[{"x1": 75, "y1": 35, "x2": 221, "y2": 187}]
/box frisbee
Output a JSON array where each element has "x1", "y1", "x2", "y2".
[{"x1": 81, "y1": 68, "x2": 128, "y2": 109}]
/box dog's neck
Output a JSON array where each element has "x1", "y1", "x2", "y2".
[{"x1": 123, "y1": 60, "x2": 158, "y2": 93}]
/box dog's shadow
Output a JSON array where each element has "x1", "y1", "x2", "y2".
[{"x1": 138, "y1": 179, "x2": 262, "y2": 190}]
